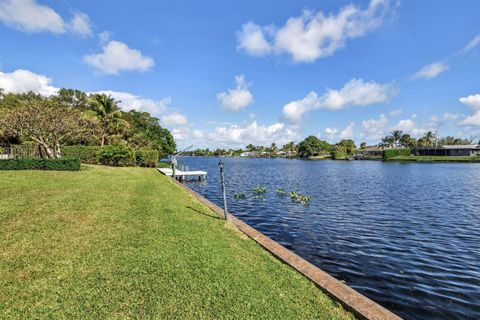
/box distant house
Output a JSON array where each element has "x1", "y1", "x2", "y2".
[
  {"x1": 415, "y1": 145, "x2": 480, "y2": 157},
  {"x1": 357, "y1": 146, "x2": 384, "y2": 159}
]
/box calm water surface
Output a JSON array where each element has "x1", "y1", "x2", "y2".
[{"x1": 177, "y1": 157, "x2": 480, "y2": 320}]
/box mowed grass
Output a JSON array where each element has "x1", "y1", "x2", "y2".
[
  {"x1": 0, "y1": 165, "x2": 353, "y2": 319},
  {"x1": 388, "y1": 155, "x2": 480, "y2": 162}
]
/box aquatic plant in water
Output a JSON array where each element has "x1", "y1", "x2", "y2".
[
  {"x1": 234, "y1": 192, "x2": 246, "y2": 199},
  {"x1": 252, "y1": 186, "x2": 267, "y2": 194},
  {"x1": 275, "y1": 188, "x2": 288, "y2": 196},
  {"x1": 290, "y1": 191, "x2": 311, "y2": 205}
]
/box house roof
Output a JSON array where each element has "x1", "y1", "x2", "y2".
[
  {"x1": 441, "y1": 144, "x2": 480, "y2": 149},
  {"x1": 360, "y1": 146, "x2": 383, "y2": 152}
]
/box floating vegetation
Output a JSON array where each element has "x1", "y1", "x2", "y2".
[
  {"x1": 290, "y1": 191, "x2": 312, "y2": 205},
  {"x1": 252, "y1": 194, "x2": 265, "y2": 201},
  {"x1": 234, "y1": 192, "x2": 246, "y2": 199},
  {"x1": 275, "y1": 188, "x2": 288, "y2": 196},
  {"x1": 252, "y1": 186, "x2": 267, "y2": 194}
]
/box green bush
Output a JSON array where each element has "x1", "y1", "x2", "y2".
[
  {"x1": 135, "y1": 149, "x2": 159, "y2": 167},
  {"x1": 62, "y1": 146, "x2": 102, "y2": 164},
  {"x1": 98, "y1": 145, "x2": 135, "y2": 167},
  {"x1": 331, "y1": 150, "x2": 349, "y2": 160},
  {"x1": 0, "y1": 157, "x2": 80, "y2": 171},
  {"x1": 383, "y1": 148, "x2": 411, "y2": 160}
]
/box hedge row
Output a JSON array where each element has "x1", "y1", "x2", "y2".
[
  {"x1": 62, "y1": 146, "x2": 102, "y2": 164},
  {"x1": 383, "y1": 148, "x2": 411, "y2": 160},
  {"x1": 62, "y1": 145, "x2": 160, "y2": 167},
  {"x1": 0, "y1": 157, "x2": 81, "y2": 171}
]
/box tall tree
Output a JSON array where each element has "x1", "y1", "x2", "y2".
[
  {"x1": 0, "y1": 98, "x2": 97, "y2": 158},
  {"x1": 298, "y1": 136, "x2": 330, "y2": 158},
  {"x1": 88, "y1": 94, "x2": 124, "y2": 146}
]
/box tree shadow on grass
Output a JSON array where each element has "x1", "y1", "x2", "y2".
[{"x1": 187, "y1": 206, "x2": 223, "y2": 220}]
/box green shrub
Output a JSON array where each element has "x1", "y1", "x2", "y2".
[
  {"x1": 383, "y1": 148, "x2": 411, "y2": 160},
  {"x1": 0, "y1": 157, "x2": 80, "y2": 171},
  {"x1": 62, "y1": 146, "x2": 102, "y2": 164},
  {"x1": 98, "y1": 145, "x2": 135, "y2": 167},
  {"x1": 331, "y1": 150, "x2": 349, "y2": 160},
  {"x1": 135, "y1": 149, "x2": 159, "y2": 167}
]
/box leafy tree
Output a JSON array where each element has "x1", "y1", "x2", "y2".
[
  {"x1": 0, "y1": 98, "x2": 97, "y2": 158},
  {"x1": 391, "y1": 130, "x2": 403, "y2": 148},
  {"x1": 298, "y1": 136, "x2": 330, "y2": 158},
  {"x1": 421, "y1": 131, "x2": 436, "y2": 147},
  {"x1": 246, "y1": 143, "x2": 256, "y2": 152},
  {"x1": 360, "y1": 142, "x2": 367, "y2": 149},
  {"x1": 52, "y1": 88, "x2": 89, "y2": 110},
  {"x1": 336, "y1": 139, "x2": 356, "y2": 155},
  {"x1": 122, "y1": 110, "x2": 176, "y2": 156},
  {"x1": 88, "y1": 94, "x2": 126, "y2": 146},
  {"x1": 399, "y1": 134, "x2": 416, "y2": 148}
]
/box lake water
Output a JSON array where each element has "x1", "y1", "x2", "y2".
[{"x1": 176, "y1": 157, "x2": 480, "y2": 320}]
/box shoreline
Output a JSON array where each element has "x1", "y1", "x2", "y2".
[{"x1": 169, "y1": 170, "x2": 402, "y2": 320}]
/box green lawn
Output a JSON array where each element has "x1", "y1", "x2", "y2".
[
  {"x1": 388, "y1": 155, "x2": 480, "y2": 162},
  {"x1": 0, "y1": 165, "x2": 353, "y2": 319}
]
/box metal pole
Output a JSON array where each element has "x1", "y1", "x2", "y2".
[
  {"x1": 218, "y1": 160, "x2": 228, "y2": 220},
  {"x1": 171, "y1": 156, "x2": 176, "y2": 181}
]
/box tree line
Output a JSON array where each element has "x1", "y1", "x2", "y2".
[
  {"x1": 0, "y1": 89, "x2": 176, "y2": 158},
  {"x1": 183, "y1": 130, "x2": 476, "y2": 159},
  {"x1": 378, "y1": 130, "x2": 474, "y2": 149}
]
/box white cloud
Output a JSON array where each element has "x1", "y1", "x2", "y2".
[
  {"x1": 362, "y1": 114, "x2": 388, "y2": 138},
  {"x1": 459, "y1": 94, "x2": 480, "y2": 126},
  {"x1": 192, "y1": 129, "x2": 204, "y2": 139},
  {"x1": 217, "y1": 75, "x2": 253, "y2": 112},
  {"x1": 462, "y1": 33, "x2": 480, "y2": 53},
  {"x1": 236, "y1": 22, "x2": 273, "y2": 56},
  {"x1": 161, "y1": 112, "x2": 188, "y2": 127},
  {"x1": 171, "y1": 127, "x2": 190, "y2": 141},
  {"x1": 207, "y1": 121, "x2": 298, "y2": 146},
  {"x1": 95, "y1": 90, "x2": 170, "y2": 115},
  {"x1": 69, "y1": 12, "x2": 92, "y2": 37},
  {"x1": 459, "y1": 94, "x2": 480, "y2": 109},
  {"x1": 282, "y1": 78, "x2": 396, "y2": 122},
  {"x1": 393, "y1": 118, "x2": 429, "y2": 136},
  {"x1": 0, "y1": 69, "x2": 59, "y2": 96},
  {"x1": 237, "y1": 0, "x2": 392, "y2": 62},
  {"x1": 0, "y1": 0, "x2": 92, "y2": 36},
  {"x1": 389, "y1": 108, "x2": 402, "y2": 116},
  {"x1": 322, "y1": 122, "x2": 355, "y2": 142},
  {"x1": 84, "y1": 40, "x2": 155, "y2": 75},
  {"x1": 412, "y1": 61, "x2": 449, "y2": 80}
]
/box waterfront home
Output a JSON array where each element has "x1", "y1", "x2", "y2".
[
  {"x1": 415, "y1": 144, "x2": 480, "y2": 156},
  {"x1": 356, "y1": 146, "x2": 384, "y2": 159}
]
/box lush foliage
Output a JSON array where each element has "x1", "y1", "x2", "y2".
[
  {"x1": 98, "y1": 145, "x2": 136, "y2": 166},
  {"x1": 62, "y1": 145, "x2": 103, "y2": 164},
  {"x1": 0, "y1": 166, "x2": 353, "y2": 319},
  {"x1": 0, "y1": 98, "x2": 97, "y2": 158},
  {"x1": 0, "y1": 157, "x2": 80, "y2": 171},
  {"x1": 135, "y1": 149, "x2": 160, "y2": 167},
  {"x1": 63, "y1": 145, "x2": 159, "y2": 167},
  {"x1": 383, "y1": 148, "x2": 411, "y2": 160},
  {"x1": 0, "y1": 89, "x2": 176, "y2": 158},
  {"x1": 298, "y1": 136, "x2": 331, "y2": 158},
  {"x1": 380, "y1": 130, "x2": 474, "y2": 149}
]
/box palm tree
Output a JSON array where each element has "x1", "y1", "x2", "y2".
[
  {"x1": 391, "y1": 130, "x2": 403, "y2": 148},
  {"x1": 423, "y1": 131, "x2": 436, "y2": 147},
  {"x1": 88, "y1": 94, "x2": 125, "y2": 146}
]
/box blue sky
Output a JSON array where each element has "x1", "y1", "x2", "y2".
[{"x1": 1, "y1": 0, "x2": 480, "y2": 149}]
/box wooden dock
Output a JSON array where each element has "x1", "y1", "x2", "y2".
[{"x1": 157, "y1": 168, "x2": 207, "y2": 182}]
